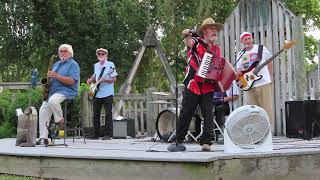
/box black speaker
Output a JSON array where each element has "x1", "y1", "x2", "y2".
[
  {"x1": 304, "y1": 100, "x2": 320, "y2": 138},
  {"x1": 285, "y1": 101, "x2": 306, "y2": 139},
  {"x1": 285, "y1": 100, "x2": 320, "y2": 139}
]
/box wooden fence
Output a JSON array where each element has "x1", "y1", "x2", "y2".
[
  {"x1": 219, "y1": 0, "x2": 306, "y2": 135},
  {"x1": 306, "y1": 43, "x2": 320, "y2": 100},
  {"x1": 80, "y1": 89, "x2": 176, "y2": 135}
]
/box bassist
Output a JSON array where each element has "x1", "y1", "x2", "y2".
[
  {"x1": 87, "y1": 48, "x2": 118, "y2": 140},
  {"x1": 236, "y1": 32, "x2": 274, "y2": 133}
]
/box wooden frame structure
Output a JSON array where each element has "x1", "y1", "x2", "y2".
[
  {"x1": 219, "y1": 0, "x2": 306, "y2": 135},
  {"x1": 111, "y1": 26, "x2": 176, "y2": 134}
]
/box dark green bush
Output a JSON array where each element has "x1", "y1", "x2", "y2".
[
  {"x1": 0, "y1": 84, "x2": 88, "y2": 139},
  {"x1": 0, "y1": 89, "x2": 42, "y2": 138}
]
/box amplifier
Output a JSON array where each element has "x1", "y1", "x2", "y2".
[
  {"x1": 113, "y1": 118, "x2": 135, "y2": 138},
  {"x1": 285, "y1": 100, "x2": 320, "y2": 139}
]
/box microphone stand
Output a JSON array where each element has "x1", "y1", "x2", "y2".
[
  {"x1": 230, "y1": 49, "x2": 246, "y2": 111},
  {"x1": 168, "y1": 35, "x2": 190, "y2": 152}
]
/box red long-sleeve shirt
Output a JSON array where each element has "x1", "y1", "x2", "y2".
[{"x1": 184, "y1": 37, "x2": 221, "y2": 95}]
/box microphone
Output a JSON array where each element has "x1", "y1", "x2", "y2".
[{"x1": 184, "y1": 29, "x2": 199, "y2": 38}]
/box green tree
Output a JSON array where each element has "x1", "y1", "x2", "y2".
[
  {"x1": 0, "y1": 0, "x2": 34, "y2": 81},
  {"x1": 282, "y1": 0, "x2": 320, "y2": 67}
]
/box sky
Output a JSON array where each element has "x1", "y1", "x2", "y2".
[{"x1": 306, "y1": 28, "x2": 320, "y2": 40}]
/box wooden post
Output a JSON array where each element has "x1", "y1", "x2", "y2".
[
  {"x1": 134, "y1": 100, "x2": 139, "y2": 134},
  {"x1": 140, "y1": 101, "x2": 145, "y2": 133},
  {"x1": 155, "y1": 46, "x2": 176, "y2": 93},
  {"x1": 146, "y1": 87, "x2": 156, "y2": 135},
  {"x1": 318, "y1": 43, "x2": 320, "y2": 99},
  {"x1": 278, "y1": 5, "x2": 286, "y2": 135},
  {"x1": 292, "y1": 17, "x2": 306, "y2": 100},
  {"x1": 272, "y1": 0, "x2": 279, "y2": 134},
  {"x1": 285, "y1": 14, "x2": 293, "y2": 100}
]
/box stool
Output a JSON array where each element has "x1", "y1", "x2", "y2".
[
  {"x1": 63, "y1": 99, "x2": 86, "y2": 145},
  {"x1": 47, "y1": 99, "x2": 86, "y2": 146}
]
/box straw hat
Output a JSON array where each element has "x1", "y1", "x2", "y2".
[{"x1": 197, "y1": 17, "x2": 223, "y2": 34}]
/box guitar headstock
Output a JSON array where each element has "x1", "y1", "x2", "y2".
[{"x1": 282, "y1": 40, "x2": 297, "y2": 50}]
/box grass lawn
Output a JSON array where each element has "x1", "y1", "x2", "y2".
[{"x1": 0, "y1": 175, "x2": 38, "y2": 180}]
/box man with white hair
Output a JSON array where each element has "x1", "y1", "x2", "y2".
[
  {"x1": 36, "y1": 44, "x2": 80, "y2": 145},
  {"x1": 236, "y1": 32, "x2": 274, "y2": 132},
  {"x1": 87, "y1": 48, "x2": 117, "y2": 140}
]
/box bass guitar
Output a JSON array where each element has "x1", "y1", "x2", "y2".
[
  {"x1": 237, "y1": 40, "x2": 296, "y2": 91},
  {"x1": 88, "y1": 67, "x2": 115, "y2": 98}
]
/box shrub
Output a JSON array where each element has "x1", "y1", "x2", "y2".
[{"x1": 0, "y1": 84, "x2": 88, "y2": 138}]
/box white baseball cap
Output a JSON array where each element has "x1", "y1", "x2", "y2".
[{"x1": 240, "y1": 32, "x2": 252, "y2": 40}]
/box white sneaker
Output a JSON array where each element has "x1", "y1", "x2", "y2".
[{"x1": 201, "y1": 144, "x2": 211, "y2": 151}]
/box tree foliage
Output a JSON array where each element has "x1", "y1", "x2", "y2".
[
  {"x1": 282, "y1": 0, "x2": 320, "y2": 66},
  {"x1": 0, "y1": 0, "x2": 319, "y2": 91}
]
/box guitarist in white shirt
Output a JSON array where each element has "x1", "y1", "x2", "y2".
[
  {"x1": 87, "y1": 48, "x2": 118, "y2": 140},
  {"x1": 236, "y1": 32, "x2": 274, "y2": 133}
]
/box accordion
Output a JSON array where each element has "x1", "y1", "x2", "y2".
[{"x1": 197, "y1": 52, "x2": 237, "y2": 91}]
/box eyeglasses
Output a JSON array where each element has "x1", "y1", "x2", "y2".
[
  {"x1": 59, "y1": 50, "x2": 68, "y2": 53},
  {"x1": 97, "y1": 53, "x2": 106, "y2": 56}
]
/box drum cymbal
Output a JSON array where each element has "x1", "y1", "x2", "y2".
[{"x1": 147, "y1": 100, "x2": 172, "y2": 104}]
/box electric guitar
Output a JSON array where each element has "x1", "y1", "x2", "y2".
[
  {"x1": 88, "y1": 67, "x2": 115, "y2": 98},
  {"x1": 237, "y1": 40, "x2": 296, "y2": 91}
]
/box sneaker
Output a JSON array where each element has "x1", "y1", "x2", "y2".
[
  {"x1": 102, "y1": 136, "x2": 112, "y2": 140},
  {"x1": 201, "y1": 144, "x2": 211, "y2": 151},
  {"x1": 36, "y1": 138, "x2": 49, "y2": 145}
]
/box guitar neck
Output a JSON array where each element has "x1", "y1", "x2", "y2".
[{"x1": 254, "y1": 49, "x2": 284, "y2": 73}]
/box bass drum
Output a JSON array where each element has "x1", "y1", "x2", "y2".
[{"x1": 156, "y1": 108, "x2": 177, "y2": 142}]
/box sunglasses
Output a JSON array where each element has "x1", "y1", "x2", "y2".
[
  {"x1": 97, "y1": 53, "x2": 106, "y2": 56},
  {"x1": 59, "y1": 50, "x2": 68, "y2": 53}
]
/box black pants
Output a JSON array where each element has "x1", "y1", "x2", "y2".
[
  {"x1": 93, "y1": 96, "x2": 113, "y2": 137},
  {"x1": 176, "y1": 88, "x2": 214, "y2": 145}
]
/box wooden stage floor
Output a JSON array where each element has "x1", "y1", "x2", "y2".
[{"x1": 1, "y1": 136, "x2": 320, "y2": 180}]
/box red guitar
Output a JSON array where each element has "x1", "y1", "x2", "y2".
[{"x1": 237, "y1": 40, "x2": 296, "y2": 91}]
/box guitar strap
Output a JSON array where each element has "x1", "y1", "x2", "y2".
[
  {"x1": 98, "y1": 67, "x2": 107, "y2": 80},
  {"x1": 257, "y1": 45, "x2": 263, "y2": 64},
  {"x1": 93, "y1": 66, "x2": 106, "y2": 98}
]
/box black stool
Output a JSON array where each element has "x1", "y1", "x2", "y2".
[
  {"x1": 62, "y1": 99, "x2": 86, "y2": 145},
  {"x1": 47, "y1": 99, "x2": 86, "y2": 146}
]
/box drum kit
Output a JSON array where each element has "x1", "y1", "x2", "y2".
[
  {"x1": 154, "y1": 106, "x2": 224, "y2": 143},
  {"x1": 151, "y1": 55, "x2": 236, "y2": 143}
]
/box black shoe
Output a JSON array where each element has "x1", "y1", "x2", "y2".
[
  {"x1": 87, "y1": 135, "x2": 99, "y2": 140},
  {"x1": 167, "y1": 143, "x2": 186, "y2": 152},
  {"x1": 36, "y1": 138, "x2": 49, "y2": 145},
  {"x1": 102, "y1": 136, "x2": 112, "y2": 140},
  {"x1": 217, "y1": 138, "x2": 224, "y2": 145}
]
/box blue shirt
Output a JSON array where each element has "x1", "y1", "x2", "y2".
[
  {"x1": 49, "y1": 58, "x2": 80, "y2": 99},
  {"x1": 93, "y1": 60, "x2": 118, "y2": 98}
]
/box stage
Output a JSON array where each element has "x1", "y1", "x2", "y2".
[{"x1": 1, "y1": 137, "x2": 320, "y2": 180}]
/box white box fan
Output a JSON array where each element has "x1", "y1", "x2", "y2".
[{"x1": 224, "y1": 105, "x2": 273, "y2": 154}]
